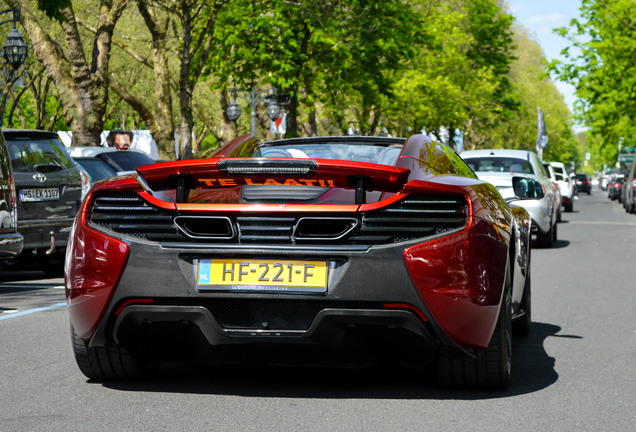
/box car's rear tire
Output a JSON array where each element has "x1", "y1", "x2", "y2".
[
  {"x1": 41, "y1": 252, "x2": 65, "y2": 277},
  {"x1": 565, "y1": 201, "x2": 573, "y2": 212},
  {"x1": 71, "y1": 324, "x2": 149, "y2": 381},
  {"x1": 536, "y1": 223, "x2": 554, "y2": 248},
  {"x1": 436, "y1": 263, "x2": 512, "y2": 390}
]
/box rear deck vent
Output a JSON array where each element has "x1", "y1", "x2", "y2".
[
  {"x1": 349, "y1": 195, "x2": 468, "y2": 244},
  {"x1": 88, "y1": 194, "x2": 183, "y2": 242},
  {"x1": 88, "y1": 193, "x2": 467, "y2": 247}
]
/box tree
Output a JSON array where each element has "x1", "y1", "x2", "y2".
[
  {"x1": 5, "y1": 0, "x2": 128, "y2": 146},
  {"x1": 210, "y1": 0, "x2": 419, "y2": 137},
  {"x1": 470, "y1": 25, "x2": 580, "y2": 166},
  {"x1": 549, "y1": 0, "x2": 636, "y2": 165},
  {"x1": 388, "y1": 0, "x2": 504, "y2": 142}
]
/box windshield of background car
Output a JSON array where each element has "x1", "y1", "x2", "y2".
[
  {"x1": 463, "y1": 157, "x2": 534, "y2": 174},
  {"x1": 98, "y1": 151, "x2": 155, "y2": 171},
  {"x1": 576, "y1": 173, "x2": 588, "y2": 181},
  {"x1": 6, "y1": 137, "x2": 76, "y2": 173},
  {"x1": 258, "y1": 143, "x2": 403, "y2": 166}
]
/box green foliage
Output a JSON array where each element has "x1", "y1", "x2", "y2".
[
  {"x1": 549, "y1": 0, "x2": 636, "y2": 167},
  {"x1": 467, "y1": 24, "x2": 582, "y2": 167},
  {"x1": 210, "y1": 0, "x2": 421, "y2": 136},
  {"x1": 3, "y1": 0, "x2": 583, "y2": 163},
  {"x1": 35, "y1": 0, "x2": 71, "y2": 22}
]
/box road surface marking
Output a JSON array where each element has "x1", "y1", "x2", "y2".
[{"x1": 0, "y1": 302, "x2": 66, "y2": 321}]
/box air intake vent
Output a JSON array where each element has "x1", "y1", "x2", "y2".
[
  {"x1": 88, "y1": 194, "x2": 183, "y2": 242},
  {"x1": 349, "y1": 195, "x2": 468, "y2": 244}
]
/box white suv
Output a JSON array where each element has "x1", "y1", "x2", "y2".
[{"x1": 548, "y1": 162, "x2": 575, "y2": 212}]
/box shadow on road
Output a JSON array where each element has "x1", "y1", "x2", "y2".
[
  {"x1": 0, "y1": 271, "x2": 63, "y2": 294},
  {"x1": 532, "y1": 239, "x2": 570, "y2": 249},
  {"x1": 101, "y1": 322, "x2": 570, "y2": 400}
]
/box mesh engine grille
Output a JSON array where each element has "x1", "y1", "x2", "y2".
[{"x1": 88, "y1": 193, "x2": 468, "y2": 245}]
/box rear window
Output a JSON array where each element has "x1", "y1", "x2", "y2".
[
  {"x1": 7, "y1": 137, "x2": 76, "y2": 173},
  {"x1": 552, "y1": 165, "x2": 565, "y2": 175},
  {"x1": 259, "y1": 143, "x2": 398, "y2": 164},
  {"x1": 576, "y1": 173, "x2": 588, "y2": 181},
  {"x1": 462, "y1": 157, "x2": 534, "y2": 174}
]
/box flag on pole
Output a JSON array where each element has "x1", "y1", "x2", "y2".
[
  {"x1": 536, "y1": 107, "x2": 548, "y2": 159},
  {"x1": 270, "y1": 113, "x2": 287, "y2": 134}
]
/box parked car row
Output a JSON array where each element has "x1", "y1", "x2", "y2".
[
  {"x1": 0, "y1": 129, "x2": 157, "y2": 275},
  {"x1": 607, "y1": 157, "x2": 636, "y2": 213}
]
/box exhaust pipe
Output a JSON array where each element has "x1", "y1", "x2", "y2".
[{"x1": 46, "y1": 231, "x2": 55, "y2": 255}]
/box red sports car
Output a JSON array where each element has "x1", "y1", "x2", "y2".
[{"x1": 65, "y1": 134, "x2": 535, "y2": 389}]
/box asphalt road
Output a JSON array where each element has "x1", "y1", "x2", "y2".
[{"x1": 1, "y1": 189, "x2": 634, "y2": 432}]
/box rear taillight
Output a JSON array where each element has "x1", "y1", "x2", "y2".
[
  {"x1": 66, "y1": 213, "x2": 130, "y2": 339},
  {"x1": 79, "y1": 170, "x2": 91, "y2": 201}
]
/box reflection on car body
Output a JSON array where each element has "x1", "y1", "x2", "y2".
[{"x1": 0, "y1": 131, "x2": 22, "y2": 260}]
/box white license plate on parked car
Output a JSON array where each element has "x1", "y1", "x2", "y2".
[{"x1": 19, "y1": 188, "x2": 60, "y2": 202}]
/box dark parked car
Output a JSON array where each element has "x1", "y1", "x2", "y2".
[
  {"x1": 607, "y1": 174, "x2": 624, "y2": 201},
  {"x1": 73, "y1": 157, "x2": 118, "y2": 185},
  {"x1": 575, "y1": 173, "x2": 592, "y2": 195},
  {"x1": 69, "y1": 146, "x2": 156, "y2": 177},
  {"x1": 0, "y1": 132, "x2": 23, "y2": 263},
  {"x1": 96, "y1": 149, "x2": 155, "y2": 173},
  {"x1": 623, "y1": 158, "x2": 636, "y2": 213},
  {"x1": 3, "y1": 130, "x2": 85, "y2": 275}
]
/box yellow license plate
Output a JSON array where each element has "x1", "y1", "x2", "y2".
[{"x1": 197, "y1": 259, "x2": 328, "y2": 293}]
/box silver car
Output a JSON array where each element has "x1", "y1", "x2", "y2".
[{"x1": 461, "y1": 149, "x2": 559, "y2": 248}]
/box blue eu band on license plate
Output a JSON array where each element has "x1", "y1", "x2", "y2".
[{"x1": 197, "y1": 258, "x2": 328, "y2": 294}]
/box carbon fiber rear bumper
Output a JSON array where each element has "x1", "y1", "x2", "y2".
[{"x1": 113, "y1": 304, "x2": 435, "y2": 347}]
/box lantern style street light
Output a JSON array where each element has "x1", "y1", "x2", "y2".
[
  {"x1": 226, "y1": 87, "x2": 280, "y2": 136},
  {"x1": 0, "y1": 8, "x2": 27, "y2": 70}
]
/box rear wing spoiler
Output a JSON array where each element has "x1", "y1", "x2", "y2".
[{"x1": 136, "y1": 158, "x2": 410, "y2": 204}]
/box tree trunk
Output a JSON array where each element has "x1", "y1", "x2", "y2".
[
  {"x1": 5, "y1": 0, "x2": 127, "y2": 146},
  {"x1": 177, "y1": 4, "x2": 194, "y2": 160}
]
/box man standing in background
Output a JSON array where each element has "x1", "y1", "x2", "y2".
[{"x1": 106, "y1": 130, "x2": 133, "y2": 150}]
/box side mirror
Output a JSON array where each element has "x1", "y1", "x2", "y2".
[{"x1": 512, "y1": 176, "x2": 545, "y2": 199}]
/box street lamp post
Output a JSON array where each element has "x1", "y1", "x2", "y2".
[
  {"x1": 0, "y1": 8, "x2": 27, "y2": 127},
  {"x1": 0, "y1": 8, "x2": 28, "y2": 70},
  {"x1": 226, "y1": 87, "x2": 280, "y2": 135}
]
